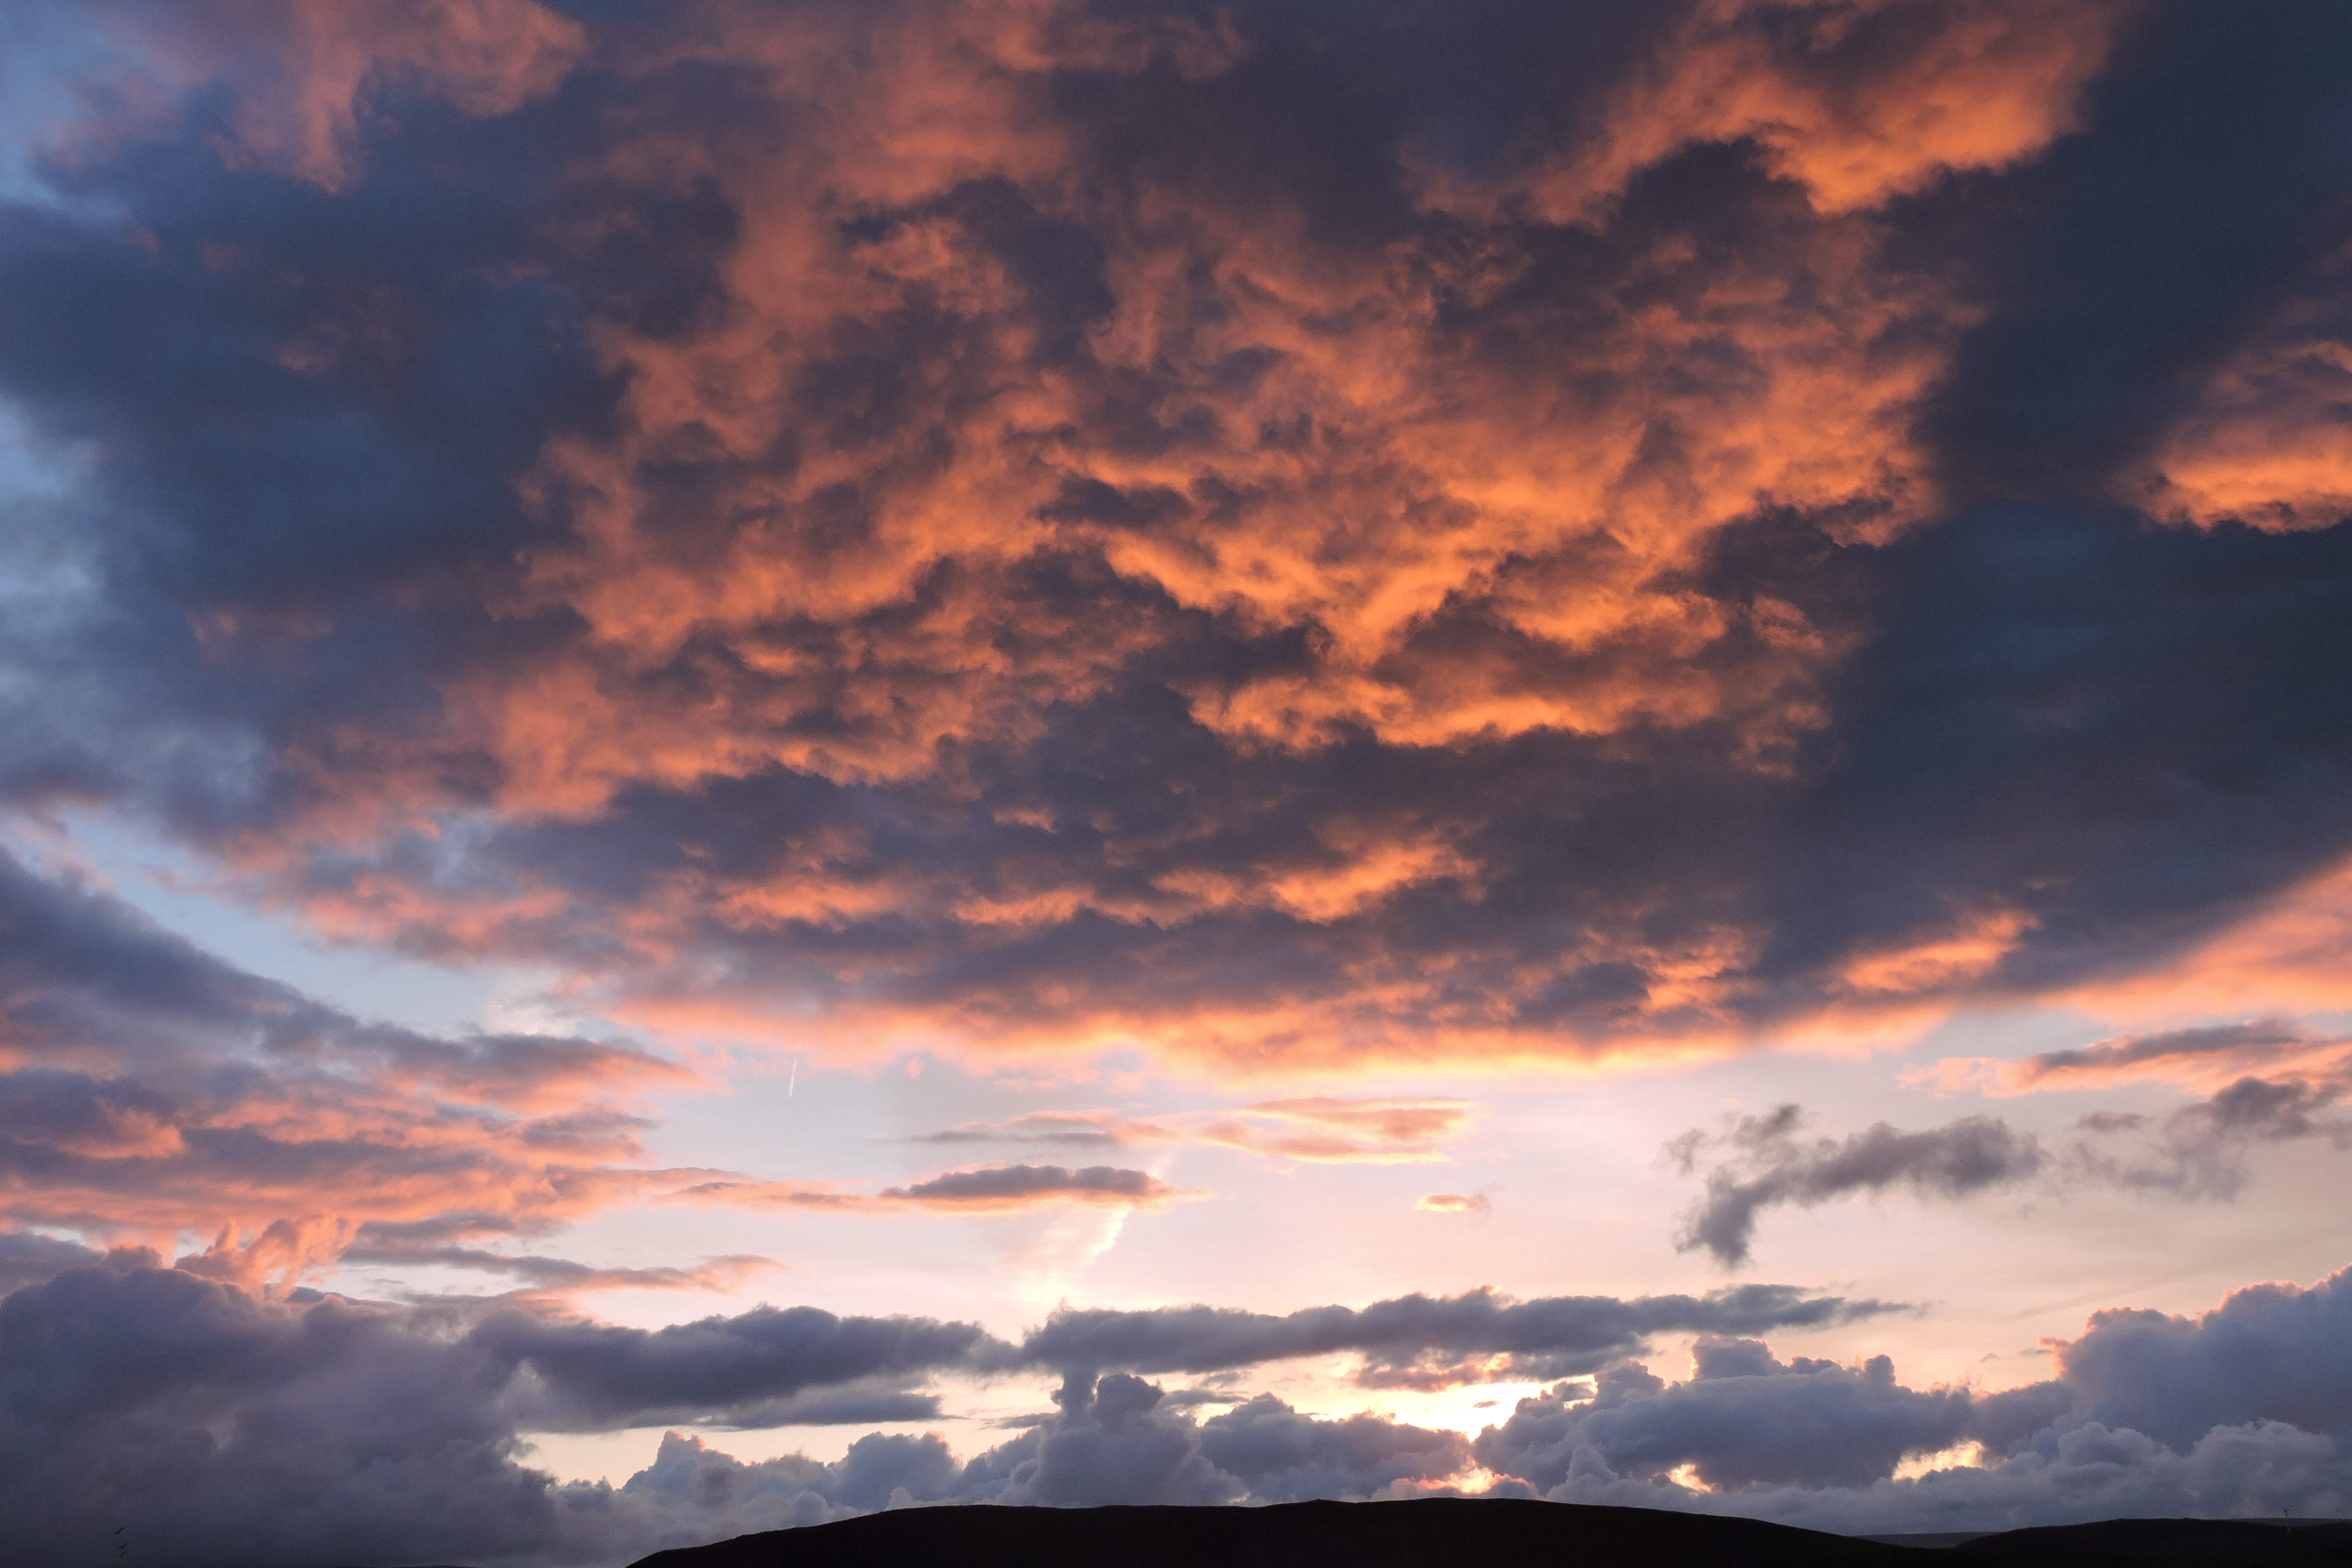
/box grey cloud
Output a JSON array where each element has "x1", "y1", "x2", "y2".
[
  {"x1": 1669, "y1": 1108, "x2": 2047, "y2": 1267},
  {"x1": 0, "y1": 846, "x2": 676, "y2": 1104},
  {"x1": 2073, "y1": 1075, "x2": 2352, "y2": 1200},
  {"x1": 477, "y1": 1303, "x2": 1002, "y2": 1430},
  {"x1": 7, "y1": 1255, "x2": 2352, "y2": 1561},
  {"x1": 0, "y1": 1227, "x2": 107, "y2": 1294},
  {"x1": 906, "y1": 1112, "x2": 1153, "y2": 1150},
  {"x1": 0, "y1": 1258, "x2": 992, "y2": 1564},
  {"x1": 1466, "y1": 1265, "x2": 2352, "y2": 1536},
  {"x1": 1197, "y1": 1394, "x2": 1471, "y2": 1503},
  {"x1": 879, "y1": 1164, "x2": 1180, "y2": 1208},
  {"x1": 1474, "y1": 1340, "x2": 2066, "y2": 1494},
  {"x1": 1670, "y1": 1089, "x2": 2352, "y2": 1266},
  {"x1": 966, "y1": 1372, "x2": 1244, "y2": 1507},
  {"x1": 1014, "y1": 1283, "x2": 1902, "y2": 1390},
  {"x1": 2057, "y1": 1260, "x2": 2352, "y2": 1451},
  {"x1": 338, "y1": 1242, "x2": 777, "y2": 1298},
  {"x1": 2014, "y1": 1021, "x2": 2314, "y2": 1085},
  {"x1": 1546, "y1": 1415, "x2": 2351, "y2": 1539}
]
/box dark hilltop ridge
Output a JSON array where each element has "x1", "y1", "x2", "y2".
[{"x1": 615, "y1": 1499, "x2": 2352, "y2": 1568}]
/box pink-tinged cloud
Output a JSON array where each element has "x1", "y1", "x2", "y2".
[
  {"x1": 1921, "y1": 1019, "x2": 2352, "y2": 1098},
  {"x1": 1413, "y1": 1192, "x2": 1490, "y2": 1214},
  {"x1": 338, "y1": 1242, "x2": 780, "y2": 1304},
  {"x1": 1195, "y1": 1097, "x2": 1475, "y2": 1164},
  {"x1": 909, "y1": 1096, "x2": 1473, "y2": 1164},
  {"x1": 675, "y1": 1163, "x2": 1194, "y2": 1216},
  {"x1": 0, "y1": 851, "x2": 717, "y2": 1290}
]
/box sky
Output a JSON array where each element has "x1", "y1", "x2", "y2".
[{"x1": 3, "y1": 1, "x2": 2352, "y2": 1563}]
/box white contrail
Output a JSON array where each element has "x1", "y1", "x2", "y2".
[{"x1": 788, "y1": 1056, "x2": 798, "y2": 1097}]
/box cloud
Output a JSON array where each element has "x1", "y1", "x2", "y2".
[
  {"x1": 1415, "y1": 1193, "x2": 1490, "y2": 1214},
  {"x1": 1928, "y1": 1019, "x2": 2352, "y2": 1096},
  {"x1": 0, "y1": 1227, "x2": 108, "y2": 1295},
  {"x1": 5, "y1": 1252, "x2": 2352, "y2": 1562},
  {"x1": 1474, "y1": 1338, "x2": 2064, "y2": 1493},
  {"x1": 1193, "y1": 1098, "x2": 1475, "y2": 1164},
  {"x1": 6, "y1": 1, "x2": 2347, "y2": 1072},
  {"x1": 0, "y1": 1255, "x2": 1865, "y2": 1560},
  {"x1": 1478, "y1": 1264, "x2": 2352, "y2": 1536},
  {"x1": 1013, "y1": 1282, "x2": 1901, "y2": 1391},
  {"x1": 909, "y1": 1110, "x2": 1169, "y2": 1151},
  {"x1": 670, "y1": 1162, "x2": 1193, "y2": 1217},
  {"x1": 1668, "y1": 1106, "x2": 2047, "y2": 1266},
  {"x1": 909, "y1": 1096, "x2": 1473, "y2": 1165},
  {"x1": 1670, "y1": 1092, "x2": 2352, "y2": 1263},
  {"x1": 337, "y1": 1242, "x2": 780, "y2": 1304},
  {"x1": 0, "y1": 847, "x2": 709, "y2": 1289},
  {"x1": 2069, "y1": 1076, "x2": 2352, "y2": 1200},
  {"x1": 880, "y1": 1163, "x2": 1189, "y2": 1212},
  {"x1": 474, "y1": 1300, "x2": 1001, "y2": 1432}
]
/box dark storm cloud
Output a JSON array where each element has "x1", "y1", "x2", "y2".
[
  {"x1": 3, "y1": 0, "x2": 2344, "y2": 1066},
  {"x1": 1013, "y1": 1282, "x2": 1902, "y2": 1389},
  {"x1": 1668, "y1": 1106, "x2": 2047, "y2": 1266}
]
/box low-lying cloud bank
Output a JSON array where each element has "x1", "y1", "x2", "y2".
[{"x1": 1, "y1": 1252, "x2": 2349, "y2": 1564}]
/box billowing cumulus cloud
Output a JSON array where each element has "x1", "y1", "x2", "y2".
[
  {"x1": 3, "y1": 1, "x2": 2349, "y2": 1073},
  {"x1": 0, "y1": 1255, "x2": 1874, "y2": 1562},
  {"x1": 1480, "y1": 1266, "x2": 2352, "y2": 1535}
]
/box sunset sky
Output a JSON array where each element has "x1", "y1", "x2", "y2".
[{"x1": 5, "y1": 2, "x2": 2352, "y2": 1563}]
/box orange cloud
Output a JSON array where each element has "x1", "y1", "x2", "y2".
[
  {"x1": 1477, "y1": 0, "x2": 2132, "y2": 224},
  {"x1": 2133, "y1": 241, "x2": 2352, "y2": 532},
  {"x1": 57, "y1": 0, "x2": 2330, "y2": 1082},
  {"x1": 1195, "y1": 1097, "x2": 1476, "y2": 1165}
]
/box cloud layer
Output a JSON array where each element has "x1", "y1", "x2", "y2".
[
  {"x1": 4, "y1": 1248, "x2": 2351, "y2": 1563},
  {"x1": 2, "y1": 0, "x2": 2348, "y2": 1070}
]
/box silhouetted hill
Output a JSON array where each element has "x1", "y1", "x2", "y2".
[
  {"x1": 622, "y1": 1499, "x2": 2352, "y2": 1568},
  {"x1": 1958, "y1": 1516, "x2": 2352, "y2": 1561}
]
